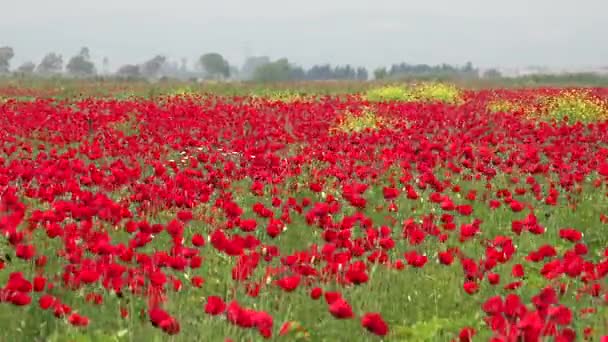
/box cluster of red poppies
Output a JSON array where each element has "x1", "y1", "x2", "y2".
[{"x1": 0, "y1": 90, "x2": 607, "y2": 340}]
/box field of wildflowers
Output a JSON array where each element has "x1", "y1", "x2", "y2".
[{"x1": 0, "y1": 83, "x2": 607, "y2": 341}]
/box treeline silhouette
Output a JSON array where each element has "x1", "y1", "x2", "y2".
[
  {"x1": 2, "y1": 45, "x2": 608, "y2": 85},
  {"x1": 0, "y1": 45, "x2": 484, "y2": 81}
]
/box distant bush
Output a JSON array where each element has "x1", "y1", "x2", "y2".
[
  {"x1": 413, "y1": 82, "x2": 462, "y2": 104},
  {"x1": 541, "y1": 90, "x2": 608, "y2": 123},
  {"x1": 364, "y1": 82, "x2": 462, "y2": 104},
  {"x1": 364, "y1": 85, "x2": 415, "y2": 102}
]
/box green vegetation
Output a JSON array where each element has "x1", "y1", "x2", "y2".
[
  {"x1": 542, "y1": 90, "x2": 608, "y2": 123},
  {"x1": 365, "y1": 83, "x2": 462, "y2": 104}
]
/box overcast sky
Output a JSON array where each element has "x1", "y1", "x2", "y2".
[{"x1": 2, "y1": 0, "x2": 606, "y2": 71}]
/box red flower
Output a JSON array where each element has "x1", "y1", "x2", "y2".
[
  {"x1": 252, "y1": 311, "x2": 274, "y2": 338},
  {"x1": 309, "y1": 182, "x2": 323, "y2": 193},
  {"x1": 382, "y1": 187, "x2": 399, "y2": 200},
  {"x1": 33, "y1": 276, "x2": 46, "y2": 292},
  {"x1": 463, "y1": 281, "x2": 479, "y2": 295},
  {"x1": 53, "y1": 303, "x2": 72, "y2": 318},
  {"x1": 559, "y1": 228, "x2": 583, "y2": 242},
  {"x1": 511, "y1": 264, "x2": 525, "y2": 278},
  {"x1": 504, "y1": 281, "x2": 523, "y2": 291},
  {"x1": 226, "y1": 301, "x2": 254, "y2": 328},
  {"x1": 482, "y1": 296, "x2": 503, "y2": 315},
  {"x1": 324, "y1": 291, "x2": 342, "y2": 305},
  {"x1": 489, "y1": 200, "x2": 501, "y2": 209},
  {"x1": 166, "y1": 219, "x2": 184, "y2": 238},
  {"x1": 549, "y1": 305, "x2": 572, "y2": 325},
  {"x1": 204, "y1": 296, "x2": 226, "y2": 315},
  {"x1": 404, "y1": 251, "x2": 428, "y2": 268},
  {"x1": 458, "y1": 327, "x2": 476, "y2": 342},
  {"x1": 239, "y1": 219, "x2": 257, "y2": 232},
  {"x1": 310, "y1": 287, "x2": 323, "y2": 300},
  {"x1": 191, "y1": 276, "x2": 205, "y2": 288},
  {"x1": 598, "y1": 162, "x2": 608, "y2": 177},
  {"x1": 574, "y1": 242, "x2": 588, "y2": 255},
  {"x1": 276, "y1": 275, "x2": 301, "y2": 292},
  {"x1": 8, "y1": 292, "x2": 31, "y2": 306},
  {"x1": 509, "y1": 200, "x2": 525, "y2": 212},
  {"x1": 80, "y1": 269, "x2": 100, "y2": 284},
  {"x1": 149, "y1": 308, "x2": 180, "y2": 335},
  {"x1": 456, "y1": 205, "x2": 473, "y2": 216},
  {"x1": 190, "y1": 255, "x2": 203, "y2": 268},
  {"x1": 6, "y1": 272, "x2": 32, "y2": 292},
  {"x1": 266, "y1": 220, "x2": 283, "y2": 238},
  {"x1": 487, "y1": 273, "x2": 500, "y2": 285},
  {"x1": 345, "y1": 267, "x2": 369, "y2": 285},
  {"x1": 279, "y1": 321, "x2": 293, "y2": 336},
  {"x1": 329, "y1": 298, "x2": 354, "y2": 319},
  {"x1": 192, "y1": 233, "x2": 206, "y2": 247},
  {"x1": 39, "y1": 295, "x2": 56, "y2": 310},
  {"x1": 177, "y1": 210, "x2": 193, "y2": 222},
  {"x1": 438, "y1": 251, "x2": 454, "y2": 265},
  {"x1": 15, "y1": 244, "x2": 35, "y2": 260},
  {"x1": 68, "y1": 313, "x2": 90, "y2": 327},
  {"x1": 361, "y1": 312, "x2": 389, "y2": 336}
]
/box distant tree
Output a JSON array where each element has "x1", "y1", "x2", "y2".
[
  {"x1": 16, "y1": 61, "x2": 36, "y2": 74},
  {"x1": 289, "y1": 65, "x2": 306, "y2": 80},
  {"x1": 374, "y1": 67, "x2": 388, "y2": 80},
  {"x1": 199, "y1": 53, "x2": 230, "y2": 79},
  {"x1": 356, "y1": 67, "x2": 368, "y2": 81},
  {"x1": 462, "y1": 61, "x2": 474, "y2": 73},
  {"x1": 141, "y1": 55, "x2": 167, "y2": 78},
  {"x1": 482, "y1": 68, "x2": 502, "y2": 79},
  {"x1": 116, "y1": 64, "x2": 141, "y2": 79},
  {"x1": 160, "y1": 60, "x2": 180, "y2": 78},
  {"x1": 461, "y1": 61, "x2": 479, "y2": 78},
  {"x1": 381, "y1": 61, "x2": 480, "y2": 80},
  {"x1": 0, "y1": 46, "x2": 15, "y2": 73},
  {"x1": 241, "y1": 56, "x2": 271, "y2": 80},
  {"x1": 36, "y1": 53, "x2": 63, "y2": 75},
  {"x1": 307, "y1": 64, "x2": 333, "y2": 80},
  {"x1": 179, "y1": 58, "x2": 188, "y2": 73},
  {"x1": 252, "y1": 58, "x2": 292, "y2": 82},
  {"x1": 102, "y1": 57, "x2": 110, "y2": 75},
  {"x1": 66, "y1": 47, "x2": 96, "y2": 77},
  {"x1": 229, "y1": 65, "x2": 239, "y2": 79}
]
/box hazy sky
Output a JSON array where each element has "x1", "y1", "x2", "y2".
[{"x1": 2, "y1": 0, "x2": 607, "y2": 71}]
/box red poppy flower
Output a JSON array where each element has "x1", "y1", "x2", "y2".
[
  {"x1": 382, "y1": 187, "x2": 399, "y2": 200},
  {"x1": 192, "y1": 233, "x2": 206, "y2": 247},
  {"x1": 68, "y1": 313, "x2": 90, "y2": 327},
  {"x1": 463, "y1": 281, "x2": 479, "y2": 294},
  {"x1": 328, "y1": 298, "x2": 354, "y2": 319},
  {"x1": 275, "y1": 275, "x2": 301, "y2": 292},
  {"x1": 511, "y1": 264, "x2": 525, "y2": 278},
  {"x1": 204, "y1": 296, "x2": 226, "y2": 315},
  {"x1": 438, "y1": 251, "x2": 454, "y2": 265},
  {"x1": 191, "y1": 276, "x2": 205, "y2": 288},
  {"x1": 361, "y1": 312, "x2": 388, "y2": 336},
  {"x1": 310, "y1": 287, "x2": 323, "y2": 300}
]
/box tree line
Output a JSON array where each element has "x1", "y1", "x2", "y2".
[{"x1": 0, "y1": 45, "x2": 495, "y2": 81}]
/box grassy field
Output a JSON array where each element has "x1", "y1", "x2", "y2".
[{"x1": 0, "y1": 82, "x2": 607, "y2": 341}]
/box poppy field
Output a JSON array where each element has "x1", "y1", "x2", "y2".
[{"x1": 0, "y1": 84, "x2": 607, "y2": 341}]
